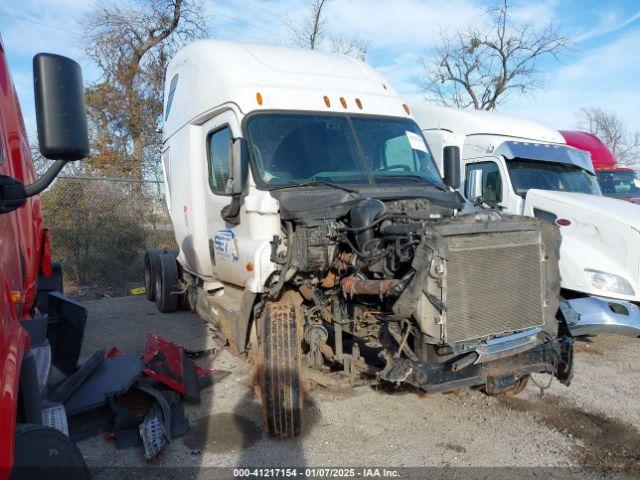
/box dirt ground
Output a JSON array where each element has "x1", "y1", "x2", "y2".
[{"x1": 76, "y1": 296, "x2": 640, "y2": 479}]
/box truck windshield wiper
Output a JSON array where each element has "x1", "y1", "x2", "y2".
[
  {"x1": 373, "y1": 174, "x2": 447, "y2": 192},
  {"x1": 269, "y1": 180, "x2": 361, "y2": 196}
]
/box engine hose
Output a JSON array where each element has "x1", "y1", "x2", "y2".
[
  {"x1": 269, "y1": 221, "x2": 294, "y2": 298},
  {"x1": 342, "y1": 214, "x2": 391, "y2": 232}
]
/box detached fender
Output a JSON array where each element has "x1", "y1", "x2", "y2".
[{"x1": 560, "y1": 296, "x2": 640, "y2": 338}]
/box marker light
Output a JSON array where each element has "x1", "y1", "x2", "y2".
[
  {"x1": 555, "y1": 218, "x2": 571, "y2": 227},
  {"x1": 403, "y1": 104, "x2": 410, "y2": 114},
  {"x1": 585, "y1": 269, "x2": 635, "y2": 295},
  {"x1": 256, "y1": 92, "x2": 263, "y2": 105},
  {"x1": 355, "y1": 98, "x2": 363, "y2": 109},
  {"x1": 323, "y1": 96, "x2": 331, "y2": 107},
  {"x1": 340, "y1": 97, "x2": 347, "y2": 108}
]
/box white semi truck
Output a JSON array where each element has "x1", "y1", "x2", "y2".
[
  {"x1": 146, "y1": 40, "x2": 574, "y2": 438},
  {"x1": 413, "y1": 105, "x2": 640, "y2": 338}
]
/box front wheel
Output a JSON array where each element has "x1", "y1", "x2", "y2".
[
  {"x1": 256, "y1": 301, "x2": 304, "y2": 439},
  {"x1": 11, "y1": 424, "x2": 89, "y2": 480}
]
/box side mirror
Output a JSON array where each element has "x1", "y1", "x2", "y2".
[
  {"x1": 442, "y1": 146, "x2": 461, "y2": 189},
  {"x1": 34, "y1": 53, "x2": 89, "y2": 161},
  {"x1": 21, "y1": 54, "x2": 89, "y2": 198},
  {"x1": 226, "y1": 137, "x2": 249, "y2": 195},
  {"x1": 467, "y1": 169, "x2": 484, "y2": 202}
]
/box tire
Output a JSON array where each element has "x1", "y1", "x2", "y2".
[
  {"x1": 11, "y1": 424, "x2": 89, "y2": 480},
  {"x1": 155, "y1": 252, "x2": 179, "y2": 313},
  {"x1": 144, "y1": 249, "x2": 161, "y2": 301},
  {"x1": 257, "y1": 302, "x2": 304, "y2": 439}
]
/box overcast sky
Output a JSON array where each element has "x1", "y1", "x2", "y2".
[{"x1": 1, "y1": 0, "x2": 639, "y2": 138}]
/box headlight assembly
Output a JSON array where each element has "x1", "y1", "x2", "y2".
[{"x1": 585, "y1": 269, "x2": 635, "y2": 296}]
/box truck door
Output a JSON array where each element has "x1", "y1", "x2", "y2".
[
  {"x1": 463, "y1": 159, "x2": 508, "y2": 209},
  {"x1": 200, "y1": 111, "x2": 246, "y2": 286}
]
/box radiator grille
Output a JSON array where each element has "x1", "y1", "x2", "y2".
[{"x1": 444, "y1": 230, "x2": 544, "y2": 343}]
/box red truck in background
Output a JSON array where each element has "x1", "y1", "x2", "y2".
[
  {"x1": 561, "y1": 130, "x2": 640, "y2": 205},
  {"x1": 0, "y1": 35, "x2": 90, "y2": 479}
]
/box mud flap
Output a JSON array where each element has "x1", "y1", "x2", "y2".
[
  {"x1": 560, "y1": 297, "x2": 640, "y2": 338},
  {"x1": 46, "y1": 291, "x2": 87, "y2": 375},
  {"x1": 555, "y1": 336, "x2": 574, "y2": 386}
]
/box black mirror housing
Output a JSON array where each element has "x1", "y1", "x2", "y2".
[
  {"x1": 33, "y1": 53, "x2": 89, "y2": 161},
  {"x1": 443, "y1": 145, "x2": 461, "y2": 189}
]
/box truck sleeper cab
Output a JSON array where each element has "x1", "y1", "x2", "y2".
[
  {"x1": 148, "y1": 40, "x2": 573, "y2": 439},
  {"x1": 561, "y1": 130, "x2": 640, "y2": 205},
  {"x1": 413, "y1": 104, "x2": 640, "y2": 339}
]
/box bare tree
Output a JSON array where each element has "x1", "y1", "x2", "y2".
[
  {"x1": 81, "y1": 0, "x2": 207, "y2": 179},
  {"x1": 287, "y1": 0, "x2": 368, "y2": 60},
  {"x1": 329, "y1": 33, "x2": 369, "y2": 61},
  {"x1": 287, "y1": 0, "x2": 329, "y2": 50},
  {"x1": 424, "y1": 1, "x2": 569, "y2": 110},
  {"x1": 578, "y1": 108, "x2": 640, "y2": 165}
]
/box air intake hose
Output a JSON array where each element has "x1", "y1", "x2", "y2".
[{"x1": 349, "y1": 199, "x2": 386, "y2": 253}]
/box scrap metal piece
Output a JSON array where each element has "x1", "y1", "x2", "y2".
[
  {"x1": 41, "y1": 401, "x2": 69, "y2": 436},
  {"x1": 46, "y1": 291, "x2": 88, "y2": 375},
  {"x1": 143, "y1": 334, "x2": 200, "y2": 402},
  {"x1": 560, "y1": 297, "x2": 640, "y2": 337},
  {"x1": 139, "y1": 404, "x2": 168, "y2": 459},
  {"x1": 64, "y1": 353, "x2": 143, "y2": 416},
  {"x1": 49, "y1": 350, "x2": 105, "y2": 403},
  {"x1": 136, "y1": 383, "x2": 173, "y2": 440}
]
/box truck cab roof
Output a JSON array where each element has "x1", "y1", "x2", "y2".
[
  {"x1": 412, "y1": 104, "x2": 566, "y2": 144},
  {"x1": 162, "y1": 40, "x2": 411, "y2": 140},
  {"x1": 411, "y1": 104, "x2": 592, "y2": 172}
]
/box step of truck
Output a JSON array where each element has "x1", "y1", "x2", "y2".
[{"x1": 208, "y1": 284, "x2": 244, "y2": 317}]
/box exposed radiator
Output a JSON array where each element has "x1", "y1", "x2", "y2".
[{"x1": 444, "y1": 230, "x2": 544, "y2": 344}]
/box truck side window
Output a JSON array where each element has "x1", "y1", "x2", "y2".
[
  {"x1": 207, "y1": 126, "x2": 231, "y2": 194},
  {"x1": 466, "y1": 162, "x2": 502, "y2": 202},
  {"x1": 164, "y1": 74, "x2": 179, "y2": 120}
]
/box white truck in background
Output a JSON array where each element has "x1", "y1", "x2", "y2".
[
  {"x1": 413, "y1": 104, "x2": 640, "y2": 338},
  {"x1": 144, "y1": 40, "x2": 574, "y2": 439}
]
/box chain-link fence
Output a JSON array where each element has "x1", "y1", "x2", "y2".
[{"x1": 41, "y1": 176, "x2": 176, "y2": 297}]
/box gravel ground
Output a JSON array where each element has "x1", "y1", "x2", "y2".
[{"x1": 75, "y1": 296, "x2": 640, "y2": 479}]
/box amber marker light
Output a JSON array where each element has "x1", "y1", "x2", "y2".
[
  {"x1": 256, "y1": 92, "x2": 263, "y2": 105},
  {"x1": 340, "y1": 97, "x2": 347, "y2": 108},
  {"x1": 403, "y1": 104, "x2": 410, "y2": 114},
  {"x1": 355, "y1": 98, "x2": 363, "y2": 110},
  {"x1": 323, "y1": 96, "x2": 331, "y2": 107}
]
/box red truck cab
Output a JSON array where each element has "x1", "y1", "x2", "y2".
[
  {"x1": 0, "y1": 34, "x2": 90, "y2": 479},
  {"x1": 560, "y1": 130, "x2": 640, "y2": 204}
]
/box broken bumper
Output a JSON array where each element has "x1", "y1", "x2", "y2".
[
  {"x1": 380, "y1": 336, "x2": 573, "y2": 394},
  {"x1": 560, "y1": 296, "x2": 640, "y2": 338}
]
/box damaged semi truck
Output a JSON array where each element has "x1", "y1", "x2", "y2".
[
  {"x1": 146, "y1": 41, "x2": 573, "y2": 438},
  {"x1": 413, "y1": 105, "x2": 640, "y2": 338}
]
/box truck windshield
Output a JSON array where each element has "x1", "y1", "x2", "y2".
[
  {"x1": 507, "y1": 159, "x2": 601, "y2": 196},
  {"x1": 245, "y1": 113, "x2": 443, "y2": 189},
  {"x1": 596, "y1": 169, "x2": 640, "y2": 198}
]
